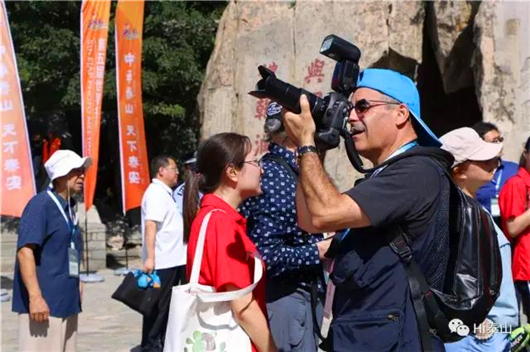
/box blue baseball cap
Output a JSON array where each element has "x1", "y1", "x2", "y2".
[{"x1": 356, "y1": 68, "x2": 441, "y2": 147}]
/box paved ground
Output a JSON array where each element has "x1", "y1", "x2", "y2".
[
  {"x1": 1, "y1": 262, "x2": 144, "y2": 352},
  {"x1": 0, "y1": 244, "x2": 524, "y2": 352}
]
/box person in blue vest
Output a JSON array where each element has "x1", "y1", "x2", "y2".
[
  {"x1": 12, "y1": 150, "x2": 92, "y2": 352},
  {"x1": 282, "y1": 68, "x2": 453, "y2": 351},
  {"x1": 473, "y1": 122, "x2": 518, "y2": 225}
]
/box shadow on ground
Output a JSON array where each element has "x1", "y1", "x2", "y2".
[{"x1": 1, "y1": 276, "x2": 14, "y2": 290}]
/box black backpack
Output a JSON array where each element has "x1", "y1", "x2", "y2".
[{"x1": 384, "y1": 152, "x2": 502, "y2": 351}]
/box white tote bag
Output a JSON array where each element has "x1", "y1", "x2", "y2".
[{"x1": 164, "y1": 210, "x2": 262, "y2": 352}]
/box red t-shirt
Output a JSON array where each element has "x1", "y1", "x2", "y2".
[
  {"x1": 499, "y1": 167, "x2": 530, "y2": 281},
  {"x1": 186, "y1": 194, "x2": 266, "y2": 352}
]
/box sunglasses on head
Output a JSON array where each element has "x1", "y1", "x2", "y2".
[{"x1": 353, "y1": 99, "x2": 401, "y2": 115}]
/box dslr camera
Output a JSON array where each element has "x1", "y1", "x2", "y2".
[{"x1": 249, "y1": 34, "x2": 361, "y2": 151}]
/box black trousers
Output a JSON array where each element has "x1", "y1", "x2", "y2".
[
  {"x1": 141, "y1": 265, "x2": 186, "y2": 352},
  {"x1": 515, "y1": 280, "x2": 530, "y2": 323}
]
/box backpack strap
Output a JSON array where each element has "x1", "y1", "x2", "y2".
[
  {"x1": 388, "y1": 228, "x2": 451, "y2": 352},
  {"x1": 387, "y1": 231, "x2": 434, "y2": 352},
  {"x1": 261, "y1": 153, "x2": 298, "y2": 180}
]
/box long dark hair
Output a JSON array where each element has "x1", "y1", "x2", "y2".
[{"x1": 183, "y1": 133, "x2": 252, "y2": 243}]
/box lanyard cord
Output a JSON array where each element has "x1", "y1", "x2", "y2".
[
  {"x1": 47, "y1": 189, "x2": 77, "y2": 247},
  {"x1": 370, "y1": 141, "x2": 419, "y2": 178}
]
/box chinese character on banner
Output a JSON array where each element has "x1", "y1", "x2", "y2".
[
  {"x1": 128, "y1": 156, "x2": 139, "y2": 168},
  {"x1": 2, "y1": 123, "x2": 15, "y2": 136},
  {"x1": 6, "y1": 175, "x2": 22, "y2": 190},
  {"x1": 305, "y1": 59, "x2": 325, "y2": 84},
  {"x1": 3, "y1": 141, "x2": 18, "y2": 154},
  {"x1": 126, "y1": 140, "x2": 137, "y2": 152},
  {"x1": 0, "y1": 99, "x2": 13, "y2": 112},
  {"x1": 126, "y1": 125, "x2": 136, "y2": 136},
  {"x1": 0, "y1": 81, "x2": 9, "y2": 96},
  {"x1": 4, "y1": 158, "x2": 20, "y2": 172},
  {"x1": 124, "y1": 52, "x2": 135, "y2": 67},
  {"x1": 128, "y1": 171, "x2": 140, "y2": 184}
]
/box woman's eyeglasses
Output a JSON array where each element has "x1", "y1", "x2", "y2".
[
  {"x1": 353, "y1": 99, "x2": 401, "y2": 115},
  {"x1": 239, "y1": 159, "x2": 263, "y2": 168}
]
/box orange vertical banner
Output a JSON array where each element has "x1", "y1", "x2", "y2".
[
  {"x1": 0, "y1": 0, "x2": 36, "y2": 217},
  {"x1": 115, "y1": 0, "x2": 149, "y2": 213},
  {"x1": 81, "y1": 0, "x2": 110, "y2": 211}
]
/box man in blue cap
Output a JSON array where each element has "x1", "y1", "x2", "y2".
[{"x1": 283, "y1": 68, "x2": 453, "y2": 351}]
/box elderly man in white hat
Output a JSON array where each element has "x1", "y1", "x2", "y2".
[{"x1": 12, "y1": 150, "x2": 92, "y2": 352}]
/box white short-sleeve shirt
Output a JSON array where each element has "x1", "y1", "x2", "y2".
[{"x1": 141, "y1": 178, "x2": 186, "y2": 269}]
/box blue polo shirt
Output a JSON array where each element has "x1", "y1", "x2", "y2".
[{"x1": 12, "y1": 189, "x2": 83, "y2": 318}]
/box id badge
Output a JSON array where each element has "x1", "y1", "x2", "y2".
[
  {"x1": 491, "y1": 197, "x2": 500, "y2": 217},
  {"x1": 68, "y1": 247, "x2": 79, "y2": 278}
]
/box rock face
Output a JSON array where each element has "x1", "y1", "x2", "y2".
[{"x1": 199, "y1": 1, "x2": 530, "y2": 190}]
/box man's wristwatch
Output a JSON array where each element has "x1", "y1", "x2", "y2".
[{"x1": 296, "y1": 145, "x2": 318, "y2": 159}]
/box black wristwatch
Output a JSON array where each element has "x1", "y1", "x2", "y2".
[
  {"x1": 296, "y1": 145, "x2": 318, "y2": 158},
  {"x1": 295, "y1": 145, "x2": 318, "y2": 166}
]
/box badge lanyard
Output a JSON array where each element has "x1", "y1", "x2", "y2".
[
  {"x1": 370, "y1": 141, "x2": 419, "y2": 178},
  {"x1": 493, "y1": 167, "x2": 503, "y2": 196},
  {"x1": 47, "y1": 189, "x2": 77, "y2": 249}
]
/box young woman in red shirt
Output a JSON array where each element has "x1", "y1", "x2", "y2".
[
  {"x1": 183, "y1": 133, "x2": 278, "y2": 352},
  {"x1": 499, "y1": 136, "x2": 530, "y2": 322}
]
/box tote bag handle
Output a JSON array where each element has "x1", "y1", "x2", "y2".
[{"x1": 189, "y1": 209, "x2": 263, "y2": 303}]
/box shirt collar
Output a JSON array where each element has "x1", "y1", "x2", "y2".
[
  {"x1": 152, "y1": 178, "x2": 173, "y2": 195},
  {"x1": 268, "y1": 142, "x2": 298, "y2": 171},
  {"x1": 201, "y1": 194, "x2": 247, "y2": 226},
  {"x1": 49, "y1": 187, "x2": 76, "y2": 210}
]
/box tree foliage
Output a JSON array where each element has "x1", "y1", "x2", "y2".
[{"x1": 5, "y1": 1, "x2": 226, "y2": 218}]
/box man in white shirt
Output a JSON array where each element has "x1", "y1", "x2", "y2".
[{"x1": 141, "y1": 155, "x2": 186, "y2": 352}]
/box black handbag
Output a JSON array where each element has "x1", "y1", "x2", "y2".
[{"x1": 111, "y1": 272, "x2": 161, "y2": 315}]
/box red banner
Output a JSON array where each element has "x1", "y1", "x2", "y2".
[
  {"x1": 115, "y1": 0, "x2": 149, "y2": 213},
  {"x1": 81, "y1": 0, "x2": 110, "y2": 210},
  {"x1": 0, "y1": 0, "x2": 36, "y2": 217}
]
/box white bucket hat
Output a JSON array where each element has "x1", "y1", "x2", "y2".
[
  {"x1": 44, "y1": 150, "x2": 93, "y2": 181},
  {"x1": 440, "y1": 127, "x2": 503, "y2": 168}
]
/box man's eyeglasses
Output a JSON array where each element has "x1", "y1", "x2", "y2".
[{"x1": 353, "y1": 99, "x2": 401, "y2": 115}]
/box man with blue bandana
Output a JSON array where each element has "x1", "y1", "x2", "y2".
[{"x1": 283, "y1": 69, "x2": 453, "y2": 351}]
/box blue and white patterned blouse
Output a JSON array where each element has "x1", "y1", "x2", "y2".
[{"x1": 240, "y1": 143, "x2": 323, "y2": 290}]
